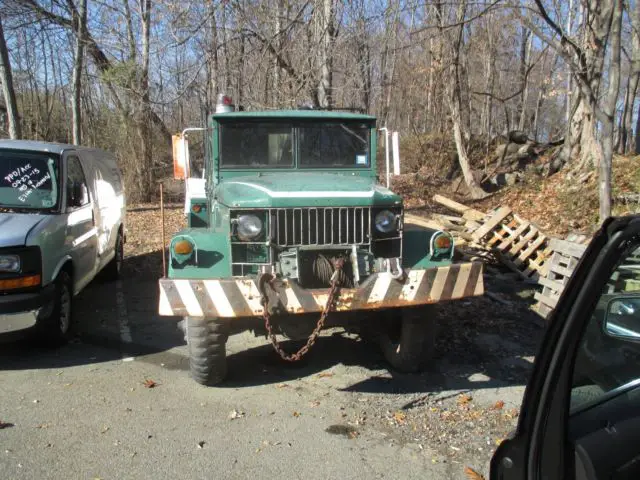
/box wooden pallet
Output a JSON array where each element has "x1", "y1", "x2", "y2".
[
  {"x1": 534, "y1": 238, "x2": 588, "y2": 319},
  {"x1": 471, "y1": 207, "x2": 552, "y2": 282}
]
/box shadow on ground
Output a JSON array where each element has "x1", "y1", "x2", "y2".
[{"x1": 1, "y1": 247, "x2": 545, "y2": 396}]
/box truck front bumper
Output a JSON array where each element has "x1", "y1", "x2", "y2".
[
  {"x1": 158, "y1": 262, "x2": 484, "y2": 319},
  {"x1": 0, "y1": 285, "x2": 55, "y2": 334}
]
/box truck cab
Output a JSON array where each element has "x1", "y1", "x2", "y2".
[{"x1": 159, "y1": 96, "x2": 484, "y2": 385}]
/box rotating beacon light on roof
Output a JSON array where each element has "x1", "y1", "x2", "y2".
[{"x1": 216, "y1": 94, "x2": 235, "y2": 113}]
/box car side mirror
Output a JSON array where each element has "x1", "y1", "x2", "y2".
[
  {"x1": 604, "y1": 296, "x2": 640, "y2": 341},
  {"x1": 68, "y1": 182, "x2": 86, "y2": 207}
]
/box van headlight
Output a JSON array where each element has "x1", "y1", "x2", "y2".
[
  {"x1": 236, "y1": 215, "x2": 263, "y2": 241},
  {"x1": 0, "y1": 254, "x2": 20, "y2": 272},
  {"x1": 374, "y1": 210, "x2": 397, "y2": 233}
]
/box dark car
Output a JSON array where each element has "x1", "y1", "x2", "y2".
[{"x1": 490, "y1": 215, "x2": 640, "y2": 479}]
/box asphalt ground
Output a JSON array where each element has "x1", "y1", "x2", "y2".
[{"x1": 0, "y1": 251, "x2": 543, "y2": 480}]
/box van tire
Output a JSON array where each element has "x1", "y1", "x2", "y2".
[
  {"x1": 104, "y1": 229, "x2": 124, "y2": 281},
  {"x1": 378, "y1": 306, "x2": 437, "y2": 373},
  {"x1": 35, "y1": 271, "x2": 73, "y2": 346},
  {"x1": 186, "y1": 317, "x2": 228, "y2": 386}
]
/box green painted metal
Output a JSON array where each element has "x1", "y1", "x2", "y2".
[
  {"x1": 167, "y1": 109, "x2": 453, "y2": 284},
  {"x1": 187, "y1": 198, "x2": 208, "y2": 228},
  {"x1": 212, "y1": 110, "x2": 376, "y2": 121},
  {"x1": 168, "y1": 229, "x2": 232, "y2": 279},
  {"x1": 402, "y1": 229, "x2": 453, "y2": 269},
  {"x1": 215, "y1": 173, "x2": 401, "y2": 208}
]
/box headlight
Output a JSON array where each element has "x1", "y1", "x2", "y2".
[
  {"x1": 236, "y1": 215, "x2": 263, "y2": 241},
  {"x1": 0, "y1": 254, "x2": 20, "y2": 272},
  {"x1": 374, "y1": 210, "x2": 397, "y2": 233}
]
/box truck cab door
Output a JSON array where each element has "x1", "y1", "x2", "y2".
[
  {"x1": 490, "y1": 215, "x2": 640, "y2": 480},
  {"x1": 63, "y1": 153, "x2": 98, "y2": 292}
]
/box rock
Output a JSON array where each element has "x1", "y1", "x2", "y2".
[{"x1": 508, "y1": 130, "x2": 529, "y2": 144}]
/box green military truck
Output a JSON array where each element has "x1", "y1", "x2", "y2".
[{"x1": 158, "y1": 95, "x2": 484, "y2": 385}]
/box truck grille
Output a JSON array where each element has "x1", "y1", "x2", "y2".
[{"x1": 271, "y1": 207, "x2": 371, "y2": 247}]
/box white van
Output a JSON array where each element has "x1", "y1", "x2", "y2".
[{"x1": 0, "y1": 140, "x2": 126, "y2": 344}]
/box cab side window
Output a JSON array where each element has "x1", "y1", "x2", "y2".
[
  {"x1": 571, "y1": 244, "x2": 640, "y2": 410},
  {"x1": 66, "y1": 156, "x2": 89, "y2": 208}
]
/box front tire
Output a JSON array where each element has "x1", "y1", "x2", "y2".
[
  {"x1": 103, "y1": 229, "x2": 124, "y2": 281},
  {"x1": 378, "y1": 306, "x2": 437, "y2": 373},
  {"x1": 35, "y1": 271, "x2": 73, "y2": 346},
  {"x1": 186, "y1": 317, "x2": 229, "y2": 386}
]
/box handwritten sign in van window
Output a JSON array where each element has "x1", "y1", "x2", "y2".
[{"x1": 0, "y1": 151, "x2": 59, "y2": 209}]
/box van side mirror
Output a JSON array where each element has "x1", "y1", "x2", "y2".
[
  {"x1": 172, "y1": 134, "x2": 189, "y2": 179},
  {"x1": 604, "y1": 296, "x2": 640, "y2": 341},
  {"x1": 67, "y1": 182, "x2": 87, "y2": 207}
]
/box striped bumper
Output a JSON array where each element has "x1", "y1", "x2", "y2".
[{"x1": 158, "y1": 262, "x2": 484, "y2": 319}]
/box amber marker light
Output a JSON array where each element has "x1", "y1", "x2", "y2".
[
  {"x1": 0, "y1": 274, "x2": 41, "y2": 290},
  {"x1": 174, "y1": 240, "x2": 194, "y2": 255},
  {"x1": 434, "y1": 235, "x2": 452, "y2": 250}
]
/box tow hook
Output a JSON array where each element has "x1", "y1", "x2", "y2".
[{"x1": 386, "y1": 258, "x2": 405, "y2": 281}]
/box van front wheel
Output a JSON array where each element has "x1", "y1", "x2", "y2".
[
  {"x1": 186, "y1": 317, "x2": 228, "y2": 386},
  {"x1": 104, "y1": 229, "x2": 124, "y2": 281},
  {"x1": 35, "y1": 271, "x2": 73, "y2": 346}
]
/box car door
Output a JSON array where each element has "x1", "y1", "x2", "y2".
[
  {"x1": 63, "y1": 152, "x2": 98, "y2": 292},
  {"x1": 490, "y1": 215, "x2": 640, "y2": 480}
]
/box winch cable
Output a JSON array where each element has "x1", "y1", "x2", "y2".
[{"x1": 258, "y1": 257, "x2": 344, "y2": 362}]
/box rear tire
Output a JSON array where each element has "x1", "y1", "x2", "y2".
[
  {"x1": 378, "y1": 306, "x2": 437, "y2": 373},
  {"x1": 34, "y1": 271, "x2": 73, "y2": 347},
  {"x1": 104, "y1": 229, "x2": 124, "y2": 281},
  {"x1": 186, "y1": 317, "x2": 229, "y2": 386}
]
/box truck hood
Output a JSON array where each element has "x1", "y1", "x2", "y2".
[
  {"x1": 215, "y1": 173, "x2": 402, "y2": 208},
  {"x1": 0, "y1": 212, "x2": 47, "y2": 248}
]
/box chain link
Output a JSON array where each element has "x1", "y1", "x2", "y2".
[{"x1": 259, "y1": 258, "x2": 344, "y2": 362}]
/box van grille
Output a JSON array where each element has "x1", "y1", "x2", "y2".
[{"x1": 270, "y1": 207, "x2": 371, "y2": 247}]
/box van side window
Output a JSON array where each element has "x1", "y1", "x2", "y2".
[{"x1": 66, "y1": 156, "x2": 89, "y2": 208}]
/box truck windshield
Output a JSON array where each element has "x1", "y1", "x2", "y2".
[
  {"x1": 219, "y1": 122, "x2": 294, "y2": 168},
  {"x1": 218, "y1": 120, "x2": 371, "y2": 169},
  {"x1": 299, "y1": 122, "x2": 370, "y2": 168},
  {"x1": 0, "y1": 150, "x2": 60, "y2": 211}
]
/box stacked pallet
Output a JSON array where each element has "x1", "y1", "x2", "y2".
[
  {"x1": 534, "y1": 238, "x2": 588, "y2": 319},
  {"x1": 408, "y1": 194, "x2": 591, "y2": 319}
]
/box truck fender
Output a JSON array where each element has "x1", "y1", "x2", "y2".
[{"x1": 51, "y1": 255, "x2": 74, "y2": 286}]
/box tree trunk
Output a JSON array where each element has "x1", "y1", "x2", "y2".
[
  {"x1": 138, "y1": 0, "x2": 153, "y2": 201},
  {"x1": 71, "y1": 0, "x2": 87, "y2": 145},
  {"x1": 0, "y1": 16, "x2": 21, "y2": 139},
  {"x1": 316, "y1": 0, "x2": 335, "y2": 109},
  {"x1": 446, "y1": 1, "x2": 486, "y2": 199},
  {"x1": 518, "y1": 28, "x2": 531, "y2": 131},
  {"x1": 598, "y1": 0, "x2": 623, "y2": 221}
]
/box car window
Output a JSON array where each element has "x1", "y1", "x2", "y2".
[
  {"x1": 571, "y1": 243, "x2": 640, "y2": 410},
  {"x1": 66, "y1": 155, "x2": 89, "y2": 208}
]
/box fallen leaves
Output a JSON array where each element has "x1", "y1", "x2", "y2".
[
  {"x1": 492, "y1": 400, "x2": 505, "y2": 410},
  {"x1": 392, "y1": 411, "x2": 407, "y2": 424},
  {"x1": 464, "y1": 466, "x2": 486, "y2": 480},
  {"x1": 142, "y1": 378, "x2": 159, "y2": 388},
  {"x1": 292, "y1": 411, "x2": 301, "y2": 418},
  {"x1": 317, "y1": 372, "x2": 334, "y2": 378},
  {"x1": 457, "y1": 394, "x2": 473, "y2": 406}
]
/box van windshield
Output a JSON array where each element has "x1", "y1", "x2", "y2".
[{"x1": 0, "y1": 150, "x2": 60, "y2": 211}]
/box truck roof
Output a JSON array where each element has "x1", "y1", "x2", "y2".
[
  {"x1": 0, "y1": 139, "x2": 79, "y2": 155},
  {"x1": 212, "y1": 109, "x2": 376, "y2": 121}
]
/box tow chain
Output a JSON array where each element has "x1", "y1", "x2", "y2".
[{"x1": 259, "y1": 258, "x2": 344, "y2": 362}]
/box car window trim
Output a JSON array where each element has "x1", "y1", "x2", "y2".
[
  {"x1": 528, "y1": 218, "x2": 640, "y2": 479},
  {"x1": 490, "y1": 216, "x2": 640, "y2": 479},
  {"x1": 64, "y1": 153, "x2": 91, "y2": 211}
]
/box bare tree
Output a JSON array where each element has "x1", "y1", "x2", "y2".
[
  {"x1": 0, "y1": 15, "x2": 21, "y2": 139},
  {"x1": 70, "y1": 0, "x2": 87, "y2": 144}
]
